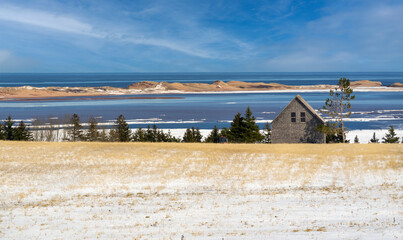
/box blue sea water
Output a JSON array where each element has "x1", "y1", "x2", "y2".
[
  {"x1": 1, "y1": 72, "x2": 403, "y2": 88},
  {"x1": 0, "y1": 72, "x2": 402, "y2": 130}
]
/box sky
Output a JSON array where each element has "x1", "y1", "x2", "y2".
[{"x1": 0, "y1": 0, "x2": 403, "y2": 72}]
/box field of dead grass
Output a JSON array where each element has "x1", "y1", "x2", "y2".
[{"x1": 0, "y1": 142, "x2": 402, "y2": 239}]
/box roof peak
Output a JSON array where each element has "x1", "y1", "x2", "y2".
[{"x1": 272, "y1": 94, "x2": 326, "y2": 124}]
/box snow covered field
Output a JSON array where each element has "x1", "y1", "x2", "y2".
[
  {"x1": 0, "y1": 142, "x2": 402, "y2": 239},
  {"x1": 30, "y1": 127, "x2": 403, "y2": 143},
  {"x1": 162, "y1": 128, "x2": 403, "y2": 144}
]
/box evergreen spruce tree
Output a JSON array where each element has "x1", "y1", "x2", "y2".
[
  {"x1": 227, "y1": 112, "x2": 246, "y2": 143},
  {"x1": 369, "y1": 132, "x2": 379, "y2": 143},
  {"x1": 114, "y1": 114, "x2": 131, "y2": 142},
  {"x1": 156, "y1": 128, "x2": 171, "y2": 142},
  {"x1": 182, "y1": 128, "x2": 194, "y2": 142},
  {"x1": 145, "y1": 125, "x2": 154, "y2": 142},
  {"x1": 0, "y1": 121, "x2": 5, "y2": 140},
  {"x1": 14, "y1": 121, "x2": 32, "y2": 141},
  {"x1": 354, "y1": 135, "x2": 359, "y2": 143},
  {"x1": 0, "y1": 126, "x2": 3, "y2": 140},
  {"x1": 263, "y1": 122, "x2": 271, "y2": 143},
  {"x1": 205, "y1": 125, "x2": 220, "y2": 143},
  {"x1": 182, "y1": 127, "x2": 202, "y2": 142},
  {"x1": 244, "y1": 106, "x2": 264, "y2": 143},
  {"x1": 3, "y1": 115, "x2": 15, "y2": 140},
  {"x1": 194, "y1": 128, "x2": 202, "y2": 142},
  {"x1": 86, "y1": 116, "x2": 99, "y2": 141},
  {"x1": 165, "y1": 130, "x2": 180, "y2": 142},
  {"x1": 13, "y1": 121, "x2": 24, "y2": 141},
  {"x1": 133, "y1": 127, "x2": 146, "y2": 142},
  {"x1": 227, "y1": 107, "x2": 263, "y2": 143},
  {"x1": 152, "y1": 124, "x2": 159, "y2": 142},
  {"x1": 68, "y1": 113, "x2": 83, "y2": 141},
  {"x1": 382, "y1": 125, "x2": 400, "y2": 143},
  {"x1": 320, "y1": 77, "x2": 355, "y2": 143},
  {"x1": 159, "y1": 130, "x2": 168, "y2": 142}
]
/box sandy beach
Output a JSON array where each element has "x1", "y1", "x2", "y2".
[{"x1": 1, "y1": 80, "x2": 403, "y2": 101}]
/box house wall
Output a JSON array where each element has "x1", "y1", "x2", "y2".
[{"x1": 272, "y1": 99, "x2": 325, "y2": 143}]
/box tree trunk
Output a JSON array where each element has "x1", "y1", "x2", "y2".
[{"x1": 340, "y1": 97, "x2": 345, "y2": 143}]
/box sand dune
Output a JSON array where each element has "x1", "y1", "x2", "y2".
[{"x1": 0, "y1": 80, "x2": 402, "y2": 100}]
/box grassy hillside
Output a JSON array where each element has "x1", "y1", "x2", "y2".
[{"x1": 0, "y1": 142, "x2": 402, "y2": 239}]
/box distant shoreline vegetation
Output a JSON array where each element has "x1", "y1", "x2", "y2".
[
  {"x1": 0, "y1": 112, "x2": 401, "y2": 144},
  {"x1": 0, "y1": 108, "x2": 270, "y2": 143}
]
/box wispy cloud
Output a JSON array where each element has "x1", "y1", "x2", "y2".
[
  {"x1": 0, "y1": 4, "x2": 226, "y2": 59},
  {"x1": 0, "y1": 1, "x2": 402, "y2": 72},
  {"x1": 0, "y1": 5, "x2": 102, "y2": 37},
  {"x1": 259, "y1": 2, "x2": 403, "y2": 71}
]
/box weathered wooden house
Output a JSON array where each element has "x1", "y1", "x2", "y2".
[{"x1": 271, "y1": 95, "x2": 326, "y2": 143}]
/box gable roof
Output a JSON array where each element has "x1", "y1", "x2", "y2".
[{"x1": 271, "y1": 94, "x2": 325, "y2": 124}]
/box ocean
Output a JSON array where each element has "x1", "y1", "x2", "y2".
[
  {"x1": 1, "y1": 72, "x2": 403, "y2": 131},
  {"x1": 1, "y1": 72, "x2": 403, "y2": 87}
]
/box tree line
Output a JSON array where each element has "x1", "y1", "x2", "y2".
[
  {"x1": 0, "y1": 106, "x2": 272, "y2": 143},
  {"x1": 1, "y1": 104, "x2": 401, "y2": 143}
]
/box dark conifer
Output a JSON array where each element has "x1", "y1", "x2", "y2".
[
  {"x1": 114, "y1": 114, "x2": 131, "y2": 142},
  {"x1": 14, "y1": 121, "x2": 32, "y2": 141},
  {"x1": 182, "y1": 127, "x2": 203, "y2": 142},
  {"x1": 145, "y1": 125, "x2": 154, "y2": 142},
  {"x1": 0, "y1": 121, "x2": 5, "y2": 140},
  {"x1": 194, "y1": 128, "x2": 202, "y2": 142},
  {"x1": 369, "y1": 132, "x2": 379, "y2": 143},
  {"x1": 382, "y1": 125, "x2": 400, "y2": 143},
  {"x1": 205, "y1": 125, "x2": 220, "y2": 143},
  {"x1": 165, "y1": 130, "x2": 180, "y2": 142},
  {"x1": 68, "y1": 113, "x2": 83, "y2": 141},
  {"x1": 152, "y1": 124, "x2": 159, "y2": 142},
  {"x1": 228, "y1": 107, "x2": 263, "y2": 143},
  {"x1": 182, "y1": 128, "x2": 194, "y2": 142},
  {"x1": 227, "y1": 112, "x2": 245, "y2": 142},
  {"x1": 86, "y1": 116, "x2": 99, "y2": 141},
  {"x1": 3, "y1": 115, "x2": 15, "y2": 140},
  {"x1": 133, "y1": 127, "x2": 146, "y2": 142}
]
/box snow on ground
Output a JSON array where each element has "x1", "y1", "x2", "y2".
[
  {"x1": 164, "y1": 128, "x2": 402, "y2": 144},
  {"x1": 0, "y1": 142, "x2": 402, "y2": 239},
  {"x1": 347, "y1": 129, "x2": 403, "y2": 143},
  {"x1": 30, "y1": 128, "x2": 403, "y2": 143}
]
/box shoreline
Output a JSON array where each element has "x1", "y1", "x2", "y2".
[
  {"x1": 1, "y1": 80, "x2": 403, "y2": 100},
  {"x1": 0, "y1": 96, "x2": 184, "y2": 102}
]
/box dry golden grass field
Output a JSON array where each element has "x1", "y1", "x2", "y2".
[{"x1": 0, "y1": 142, "x2": 402, "y2": 239}]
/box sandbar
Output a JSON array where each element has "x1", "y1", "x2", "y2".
[{"x1": 1, "y1": 80, "x2": 402, "y2": 101}]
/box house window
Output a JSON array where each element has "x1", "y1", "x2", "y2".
[
  {"x1": 291, "y1": 112, "x2": 296, "y2": 122},
  {"x1": 300, "y1": 112, "x2": 306, "y2": 122}
]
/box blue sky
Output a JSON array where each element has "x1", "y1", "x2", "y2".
[{"x1": 0, "y1": 0, "x2": 402, "y2": 72}]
